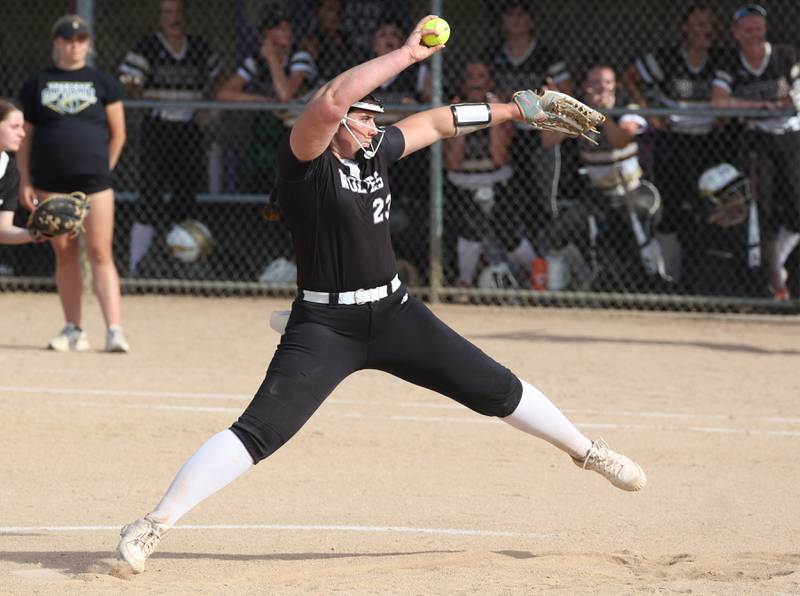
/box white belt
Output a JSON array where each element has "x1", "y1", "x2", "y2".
[{"x1": 302, "y1": 275, "x2": 401, "y2": 305}]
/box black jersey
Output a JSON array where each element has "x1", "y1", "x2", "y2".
[
  {"x1": 446, "y1": 129, "x2": 513, "y2": 190},
  {"x1": 311, "y1": 32, "x2": 358, "y2": 82},
  {"x1": 578, "y1": 113, "x2": 648, "y2": 196},
  {"x1": 489, "y1": 40, "x2": 570, "y2": 133},
  {"x1": 19, "y1": 66, "x2": 123, "y2": 181},
  {"x1": 634, "y1": 45, "x2": 722, "y2": 134},
  {"x1": 276, "y1": 126, "x2": 405, "y2": 291},
  {"x1": 235, "y1": 48, "x2": 316, "y2": 99},
  {"x1": 0, "y1": 152, "x2": 20, "y2": 212},
  {"x1": 342, "y1": 0, "x2": 410, "y2": 60},
  {"x1": 119, "y1": 32, "x2": 220, "y2": 122},
  {"x1": 713, "y1": 43, "x2": 800, "y2": 133},
  {"x1": 375, "y1": 65, "x2": 426, "y2": 105},
  {"x1": 489, "y1": 40, "x2": 570, "y2": 97}
]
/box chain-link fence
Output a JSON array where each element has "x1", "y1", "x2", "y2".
[{"x1": 1, "y1": 0, "x2": 799, "y2": 312}]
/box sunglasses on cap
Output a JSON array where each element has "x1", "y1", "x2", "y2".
[{"x1": 733, "y1": 4, "x2": 767, "y2": 21}]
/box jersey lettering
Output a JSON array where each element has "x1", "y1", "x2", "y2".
[{"x1": 338, "y1": 169, "x2": 385, "y2": 194}]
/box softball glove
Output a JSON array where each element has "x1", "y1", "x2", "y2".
[
  {"x1": 27, "y1": 192, "x2": 90, "y2": 241},
  {"x1": 513, "y1": 89, "x2": 605, "y2": 144}
]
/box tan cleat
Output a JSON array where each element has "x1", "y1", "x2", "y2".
[
  {"x1": 573, "y1": 439, "x2": 646, "y2": 491},
  {"x1": 105, "y1": 326, "x2": 130, "y2": 353},
  {"x1": 116, "y1": 516, "x2": 167, "y2": 573},
  {"x1": 48, "y1": 324, "x2": 90, "y2": 352}
]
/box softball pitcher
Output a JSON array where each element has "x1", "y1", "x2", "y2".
[{"x1": 117, "y1": 15, "x2": 646, "y2": 574}]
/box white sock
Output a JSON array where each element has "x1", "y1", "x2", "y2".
[
  {"x1": 502, "y1": 380, "x2": 593, "y2": 460},
  {"x1": 508, "y1": 237, "x2": 536, "y2": 267},
  {"x1": 457, "y1": 236, "x2": 483, "y2": 284},
  {"x1": 776, "y1": 226, "x2": 800, "y2": 274},
  {"x1": 148, "y1": 429, "x2": 253, "y2": 527},
  {"x1": 129, "y1": 222, "x2": 155, "y2": 276}
]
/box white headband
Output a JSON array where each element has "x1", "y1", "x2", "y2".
[{"x1": 350, "y1": 100, "x2": 384, "y2": 113}]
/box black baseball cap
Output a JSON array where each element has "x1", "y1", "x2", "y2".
[
  {"x1": 501, "y1": 0, "x2": 533, "y2": 15},
  {"x1": 52, "y1": 15, "x2": 91, "y2": 39},
  {"x1": 733, "y1": 4, "x2": 767, "y2": 22},
  {"x1": 259, "y1": 9, "x2": 292, "y2": 32}
]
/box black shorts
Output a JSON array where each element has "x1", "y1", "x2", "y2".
[
  {"x1": 231, "y1": 286, "x2": 523, "y2": 463},
  {"x1": 35, "y1": 174, "x2": 112, "y2": 195}
]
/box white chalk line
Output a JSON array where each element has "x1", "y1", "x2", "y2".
[
  {"x1": 1, "y1": 385, "x2": 798, "y2": 425},
  {"x1": 0, "y1": 385, "x2": 252, "y2": 401},
  {"x1": 2, "y1": 396, "x2": 800, "y2": 438},
  {"x1": 0, "y1": 523, "x2": 544, "y2": 539}
]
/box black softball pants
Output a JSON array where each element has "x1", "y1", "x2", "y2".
[
  {"x1": 743, "y1": 130, "x2": 800, "y2": 236},
  {"x1": 230, "y1": 286, "x2": 523, "y2": 464}
]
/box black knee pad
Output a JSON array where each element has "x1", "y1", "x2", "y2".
[
  {"x1": 459, "y1": 373, "x2": 523, "y2": 418},
  {"x1": 230, "y1": 417, "x2": 286, "y2": 464},
  {"x1": 485, "y1": 374, "x2": 523, "y2": 417}
]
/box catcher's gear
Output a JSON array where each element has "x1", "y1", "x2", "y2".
[
  {"x1": 698, "y1": 163, "x2": 752, "y2": 228},
  {"x1": 27, "y1": 192, "x2": 90, "y2": 241},
  {"x1": 513, "y1": 89, "x2": 605, "y2": 144},
  {"x1": 698, "y1": 163, "x2": 761, "y2": 267},
  {"x1": 165, "y1": 219, "x2": 214, "y2": 263}
]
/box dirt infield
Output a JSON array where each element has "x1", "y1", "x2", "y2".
[{"x1": 1, "y1": 292, "x2": 798, "y2": 595}]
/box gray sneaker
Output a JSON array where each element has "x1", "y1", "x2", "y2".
[
  {"x1": 105, "y1": 326, "x2": 130, "y2": 353},
  {"x1": 117, "y1": 516, "x2": 167, "y2": 574},
  {"x1": 47, "y1": 324, "x2": 90, "y2": 352},
  {"x1": 573, "y1": 439, "x2": 647, "y2": 491}
]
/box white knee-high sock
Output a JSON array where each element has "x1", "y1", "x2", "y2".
[
  {"x1": 507, "y1": 237, "x2": 536, "y2": 267},
  {"x1": 457, "y1": 236, "x2": 483, "y2": 285},
  {"x1": 129, "y1": 222, "x2": 155, "y2": 276},
  {"x1": 502, "y1": 380, "x2": 592, "y2": 460},
  {"x1": 148, "y1": 429, "x2": 253, "y2": 528},
  {"x1": 776, "y1": 226, "x2": 800, "y2": 274}
]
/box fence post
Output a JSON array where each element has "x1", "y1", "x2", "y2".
[
  {"x1": 76, "y1": 0, "x2": 95, "y2": 67},
  {"x1": 427, "y1": 0, "x2": 444, "y2": 303}
]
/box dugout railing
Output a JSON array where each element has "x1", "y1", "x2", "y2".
[{"x1": 1, "y1": 100, "x2": 798, "y2": 315}]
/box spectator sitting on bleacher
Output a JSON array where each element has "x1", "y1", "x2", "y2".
[
  {"x1": 217, "y1": 9, "x2": 316, "y2": 195},
  {"x1": 487, "y1": 0, "x2": 573, "y2": 242},
  {"x1": 217, "y1": 9, "x2": 316, "y2": 104},
  {"x1": 443, "y1": 60, "x2": 533, "y2": 287},
  {"x1": 370, "y1": 20, "x2": 430, "y2": 111},
  {"x1": 573, "y1": 65, "x2": 670, "y2": 291},
  {"x1": 621, "y1": 4, "x2": 724, "y2": 291},
  {"x1": 300, "y1": 0, "x2": 357, "y2": 85},
  {"x1": 119, "y1": 0, "x2": 222, "y2": 277},
  {"x1": 341, "y1": 0, "x2": 410, "y2": 62}
]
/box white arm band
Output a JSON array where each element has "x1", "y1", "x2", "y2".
[{"x1": 451, "y1": 103, "x2": 492, "y2": 136}]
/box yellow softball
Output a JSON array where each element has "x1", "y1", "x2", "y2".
[{"x1": 421, "y1": 17, "x2": 451, "y2": 47}]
